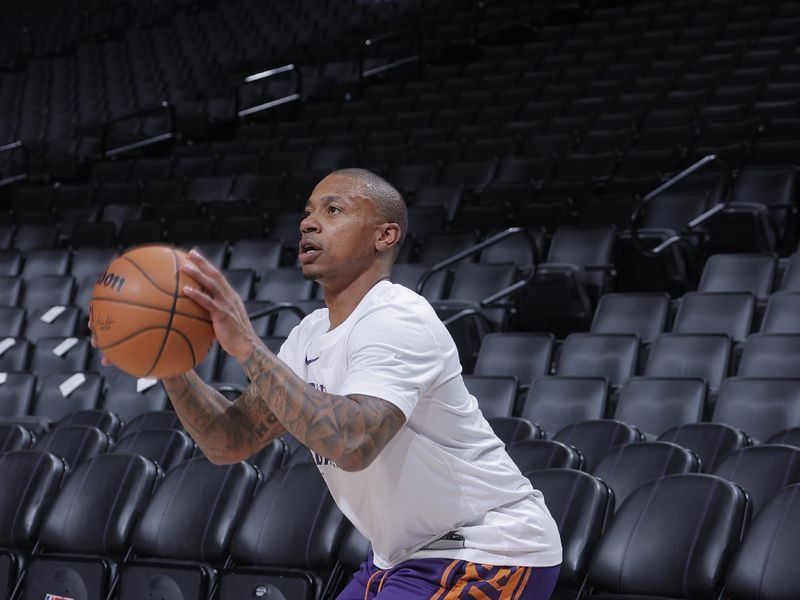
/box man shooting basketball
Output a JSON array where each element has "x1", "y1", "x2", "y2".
[{"x1": 96, "y1": 168, "x2": 562, "y2": 598}]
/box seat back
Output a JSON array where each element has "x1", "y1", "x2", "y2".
[
  {"x1": 487, "y1": 417, "x2": 541, "y2": 445},
  {"x1": 587, "y1": 474, "x2": 749, "y2": 598},
  {"x1": 556, "y1": 334, "x2": 639, "y2": 387},
  {"x1": 738, "y1": 334, "x2": 800, "y2": 378},
  {"x1": 0, "y1": 372, "x2": 35, "y2": 417},
  {"x1": 645, "y1": 334, "x2": 731, "y2": 389},
  {"x1": 121, "y1": 410, "x2": 183, "y2": 436},
  {"x1": 56, "y1": 408, "x2": 120, "y2": 437},
  {"x1": 761, "y1": 291, "x2": 800, "y2": 333},
  {"x1": 39, "y1": 453, "x2": 159, "y2": 554},
  {"x1": 526, "y1": 469, "x2": 613, "y2": 588},
  {"x1": 131, "y1": 457, "x2": 258, "y2": 562},
  {"x1": 34, "y1": 372, "x2": 102, "y2": 421},
  {"x1": 35, "y1": 425, "x2": 110, "y2": 470},
  {"x1": 447, "y1": 262, "x2": 517, "y2": 303},
  {"x1": 592, "y1": 441, "x2": 700, "y2": 509},
  {"x1": 658, "y1": 423, "x2": 750, "y2": 473},
  {"x1": 0, "y1": 423, "x2": 33, "y2": 452},
  {"x1": 554, "y1": 420, "x2": 642, "y2": 471},
  {"x1": 590, "y1": 293, "x2": 669, "y2": 343},
  {"x1": 0, "y1": 450, "x2": 66, "y2": 548},
  {"x1": 462, "y1": 375, "x2": 518, "y2": 418},
  {"x1": 473, "y1": 333, "x2": 554, "y2": 383},
  {"x1": 713, "y1": 378, "x2": 800, "y2": 443},
  {"x1": 31, "y1": 338, "x2": 91, "y2": 378},
  {"x1": 103, "y1": 374, "x2": 169, "y2": 422},
  {"x1": 230, "y1": 463, "x2": 348, "y2": 569},
  {"x1": 113, "y1": 429, "x2": 195, "y2": 473},
  {"x1": 521, "y1": 377, "x2": 607, "y2": 437},
  {"x1": 615, "y1": 377, "x2": 706, "y2": 437},
  {"x1": 699, "y1": 253, "x2": 776, "y2": 296},
  {"x1": 713, "y1": 445, "x2": 800, "y2": 515},
  {"x1": 508, "y1": 439, "x2": 583, "y2": 472},
  {"x1": 725, "y1": 483, "x2": 800, "y2": 600},
  {"x1": 672, "y1": 292, "x2": 754, "y2": 342}
]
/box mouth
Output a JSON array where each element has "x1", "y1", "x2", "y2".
[{"x1": 299, "y1": 239, "x2": 322, "y2": 264}]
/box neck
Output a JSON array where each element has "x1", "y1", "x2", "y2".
[{"x1": 322, "y1": 266, "x2": 391, "y2": 329}]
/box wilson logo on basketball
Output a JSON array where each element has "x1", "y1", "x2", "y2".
[{"x1": 96, "y1": 271, "x2": 126, "y2": 292}]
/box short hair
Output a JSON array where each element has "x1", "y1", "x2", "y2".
[{"x1": 332, "y1": 168, "x2": 408, "y2": 252}]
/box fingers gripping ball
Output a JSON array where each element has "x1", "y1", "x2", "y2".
[{"x1": 89, "y1": 245, "x2": 216, "y2": 378}]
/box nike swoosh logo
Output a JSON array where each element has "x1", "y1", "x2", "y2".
[{"x1": 305, "y1": 355, "x2": 320, "y2": 365}]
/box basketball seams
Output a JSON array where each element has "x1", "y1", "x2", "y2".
[
  {"x1": 120, "y1": 254, "x2": 176, "y2": 297},
  {"x1": 145, "y1": 249, "x2": 182, "y2": 377},
  {"x1": 91, "y1": 297, "x2": 212, "y2": 323},
  {"x1": 169, "y1": 328, "x2": 198, "y2": 367}
]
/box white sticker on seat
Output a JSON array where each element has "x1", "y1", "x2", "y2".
[
  {"x1": 136, "y1": 378, "x2": 158, "y2": 393},
  {"x1": 59, "y1": 372, "x2": 86, "y2": 397},
  {"x1": 52, "y1": 337, "x2": 79, "y2": 357},
  {"x1": 0, "y1": 373, "x2": 6, "y2": 385},
  {"x1": 0, "y1": 337, "x2": 15, "y2": 357},
  {"x1": 40, "y1": 306, "x2": 67, "y2": 323}
]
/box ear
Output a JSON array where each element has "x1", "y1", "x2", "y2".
[{"x1": 375, "y1": 223, "x2": 402, "y2": 253}]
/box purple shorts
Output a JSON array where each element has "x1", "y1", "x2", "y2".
[{"x1": 336, "y1": 552, "x2": 560, "y2": 599}]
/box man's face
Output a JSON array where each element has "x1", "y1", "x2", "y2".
[{"x1": 298, "y1": 174, "x2": 385, "y2": 285}]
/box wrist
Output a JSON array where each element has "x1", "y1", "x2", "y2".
[{"x1": 236, "y1": 334, "x2": 260, "y2": 366}]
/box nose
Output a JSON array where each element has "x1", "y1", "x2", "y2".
[{"x1": 300, "y1": 211, "x2": 319, "y2": 234}]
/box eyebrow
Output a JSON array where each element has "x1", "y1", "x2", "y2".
[{"x1": 305, "y1": 194, "x2": 352, "y2": 210}]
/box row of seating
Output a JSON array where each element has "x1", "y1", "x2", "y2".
[{"x1": 1, "y1": 431, "x2": 798, "y2": 599}]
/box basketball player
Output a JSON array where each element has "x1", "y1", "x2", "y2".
[{"x1": 95, "y1": 169, "x2": 562, "y2": 598}]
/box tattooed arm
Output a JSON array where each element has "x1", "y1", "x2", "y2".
[
  {"x1": 161, "y1": 372, "x2": 286, "y2": 465},
  {"x1": 174, "y1": 249, "x2": 406, "y2": 471}
]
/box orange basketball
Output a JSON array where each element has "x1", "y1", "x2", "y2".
[{"x1": 89, "y1": 245, "x2": 216, "y2": 378}]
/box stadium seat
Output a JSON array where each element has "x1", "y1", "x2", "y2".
[
  {"x1": 102, "y1": 374, "x2": 169, "y2": 422},
  {"x1": 508, "y1": 439, "x2": 584, "y2": 472},
  {"x1": 56, "y1": 408, "x2": 121, "y2": 437},
  {"x1": 615, "y1": 377, "x2": 706, "y2": 438},
  {"x1": 738, "y1": 334, "x2": 800, "y2": 378},
  {"x1": 21, "y1": 275, "x2": 74, "y2": 311},
  {"x1": 671, "y1": 292, "x2": 754, "y2": 342},
  {"x1": 525, "y1": 469, "x2": 613, "y2": 595},
  {"x1": 487, "y1": 417, "x2": 543, "y2": 445},
  {"x1": 254, "y1": 268, "x2": 316, "y2": 303},
  {"x1": 473, "y1": 333, "x2": 554, "y2": 388},
  {"x1": 244, "y1": 437, "x2": 288, "y2": 481},
  {"x1": 20, "y1": 453, "x2": 159, "y2": 600},
  {"x1": 645, "y1": 334, "x2": 731, "y2": 390},
  {"x1": 713, "y1": 444, "x2": 800, "y2": 515},
  {"x1": 116, "y1": 458, "x2": 259, "y2": 600},
  {"x1": 761, "y1": 291, "x2": 800, "y2": 333},
  {"x1": 215, "y1": 463, "x2": 349, "y2": 600},
  {"x1": 556, "y1": 333, "x2": 639, "y2": 387},
  {"x1": 591, "y1": 441, "x2": 700, "y2": 510},
  {"x1": 584, "y1": 474, "x2": 749, "y2": 599},
  {"x1": 0, "y1": 337, "x2": 30, "y2": 372},
  {"x1": 24, "y1": 306, "x2": 80, "y2": 342},
  {"x1": 698, "y1": 253, "x2": 777, "y2": 297},
  {"x1": 590, "y1": 293, "x2": 669, "y2": 343},
  {"x1": 658, "y1": 422, "x2": 750, "y2": 474},
  {"x1": 520, "y1": 377, "x2": 607, "y2": 438},
  {"x1": 121, "y1": 411, "x2": 184, "y2": 436},
  {"x1": 713, "y1": 378, "x2": 800, "y2": 443},
  {"x1": 553, "y1": 420, "x2": 642, "y2": 471},
  {"x1": 0, "y1": 423, "x2": 33, "y2": 452},
  {"x1": 228, "y1": 239, "x2": 283, "y2": 271},
  {"x1": 462, "y1": 375, "x2": 518, "y2": 418},
  {"x1": 725, "y1": 483, "x2": 800, "y2": 600},
  {"x1": 0, "y1": 450, "x2": 66, "y2": 599},
  {"x1": 34, "y1": 425, "x2": 110, "y2": 470},
  {"x1": 30, "y1": 371, "x2": 101, "y2": 421},
  {"x1": 113, "y1": 429, "x2": 195, "y2": 472}
]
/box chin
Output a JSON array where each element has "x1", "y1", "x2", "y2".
[{"x1": 301, "y1": 266, "x2": 322, "y2": 281}]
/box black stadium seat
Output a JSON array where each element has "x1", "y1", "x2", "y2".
[
  {"x1": 21, "y1": 454, "x2": 159, "y2": 600},
  {"x1": 584, "y1": 474, "x2": 749, "y2": 600}
]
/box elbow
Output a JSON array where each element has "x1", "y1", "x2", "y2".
[{"x1": 334, "y1": 437, "x2": 379, "y2": 472}]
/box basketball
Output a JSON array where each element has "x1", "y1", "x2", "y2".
[{"x1": 89, "y1": 245, "x2": 216, "y2": 378}]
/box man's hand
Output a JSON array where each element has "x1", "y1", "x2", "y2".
[{"x1": 182, "y1": 249, "x2": 259, "y2": 363}]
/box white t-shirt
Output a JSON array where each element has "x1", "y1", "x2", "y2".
[{"x1": 277, "y1": 280, "x2": 562, "y2": 570}]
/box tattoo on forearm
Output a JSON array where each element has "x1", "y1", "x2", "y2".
[
  {"x1": 242, "y1": 344, "x2": 406, "y2": 470},
  {"x1": 163, "y1": 371, "x2": 285, "y2": 462}
]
